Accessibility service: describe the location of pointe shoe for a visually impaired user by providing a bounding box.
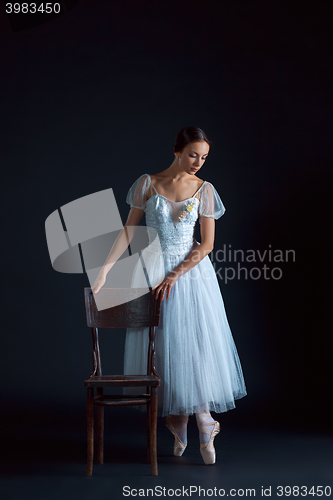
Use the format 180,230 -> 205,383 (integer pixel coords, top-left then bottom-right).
165,415 -> 188,456
198,420 -> 220,465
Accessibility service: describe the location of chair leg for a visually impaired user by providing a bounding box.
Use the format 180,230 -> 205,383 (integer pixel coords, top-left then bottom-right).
86,388 -> 94,476
149,386 -> 158,476
96,388 -> 104,465
146,386 -> 151,463
147,406 -> 151,462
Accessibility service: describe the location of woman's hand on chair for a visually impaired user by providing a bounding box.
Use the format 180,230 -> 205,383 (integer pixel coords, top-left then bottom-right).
152,270 -> 180,301
92,272 -> 106,294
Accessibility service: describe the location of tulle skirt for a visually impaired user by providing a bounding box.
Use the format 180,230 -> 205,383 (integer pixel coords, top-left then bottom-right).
123,240 -> 247,417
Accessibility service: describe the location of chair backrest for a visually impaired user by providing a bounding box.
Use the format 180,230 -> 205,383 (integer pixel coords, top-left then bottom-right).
84,288 -> 161,377
84,288 -> 161,328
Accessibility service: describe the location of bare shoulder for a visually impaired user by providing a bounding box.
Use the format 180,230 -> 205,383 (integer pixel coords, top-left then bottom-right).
150,172 -> 168,180
193,177 -> 205,190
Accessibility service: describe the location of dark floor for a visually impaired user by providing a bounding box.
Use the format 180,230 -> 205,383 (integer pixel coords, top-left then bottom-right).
1,407 -> 332,500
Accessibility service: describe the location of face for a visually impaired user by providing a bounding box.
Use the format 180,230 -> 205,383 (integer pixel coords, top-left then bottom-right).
176,141 -> 210,175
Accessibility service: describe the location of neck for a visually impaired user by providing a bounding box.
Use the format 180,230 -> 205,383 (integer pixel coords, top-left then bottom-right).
165,159 -> 191,181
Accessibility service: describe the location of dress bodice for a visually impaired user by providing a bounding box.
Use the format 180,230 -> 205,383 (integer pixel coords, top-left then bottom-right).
145,194 -> 201,255
126,173 -> 226,256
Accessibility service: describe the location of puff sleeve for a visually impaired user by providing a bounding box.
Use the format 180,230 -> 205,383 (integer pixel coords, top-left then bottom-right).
198,181 -> 226,221
126,173 -> 150,211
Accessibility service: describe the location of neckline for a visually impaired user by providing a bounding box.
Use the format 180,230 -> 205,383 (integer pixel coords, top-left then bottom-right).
147,173 -> 206,203
165,198 -> 188,204
146,193 -> 200,205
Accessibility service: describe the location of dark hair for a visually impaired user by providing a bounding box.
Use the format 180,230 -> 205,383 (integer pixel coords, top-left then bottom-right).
173,126 -> 212,153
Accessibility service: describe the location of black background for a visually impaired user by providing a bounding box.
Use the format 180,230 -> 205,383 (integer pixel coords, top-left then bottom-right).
1,0 -> 332,498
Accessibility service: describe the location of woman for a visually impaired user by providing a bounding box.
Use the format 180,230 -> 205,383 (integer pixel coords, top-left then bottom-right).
92,126 -> 247,465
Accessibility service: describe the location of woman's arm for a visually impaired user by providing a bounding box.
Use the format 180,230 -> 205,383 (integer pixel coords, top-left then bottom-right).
152,216 -> 215,300
92,207 -> 144,292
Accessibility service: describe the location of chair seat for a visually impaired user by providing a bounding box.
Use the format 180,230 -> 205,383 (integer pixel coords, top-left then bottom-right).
84,374 -> 160,388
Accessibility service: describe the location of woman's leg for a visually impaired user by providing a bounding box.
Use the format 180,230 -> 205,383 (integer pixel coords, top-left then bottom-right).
195,409 -> 220,464
195,409 -> 215,444
165,414 -> 189,456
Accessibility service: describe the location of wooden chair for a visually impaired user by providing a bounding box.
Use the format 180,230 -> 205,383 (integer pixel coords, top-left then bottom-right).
83,287 -> 161,476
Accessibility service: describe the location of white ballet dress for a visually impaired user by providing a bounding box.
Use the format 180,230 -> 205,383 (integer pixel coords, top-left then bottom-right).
123,173 -> 247,417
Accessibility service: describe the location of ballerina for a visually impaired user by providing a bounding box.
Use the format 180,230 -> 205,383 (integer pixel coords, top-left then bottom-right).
93,126 -> 247,465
